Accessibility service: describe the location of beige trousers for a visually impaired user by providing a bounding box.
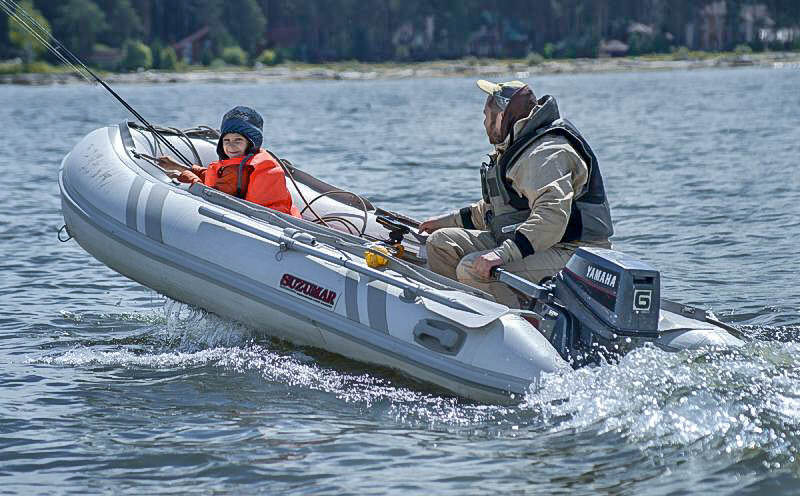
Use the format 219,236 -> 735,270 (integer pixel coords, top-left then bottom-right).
426,227 -> 578,308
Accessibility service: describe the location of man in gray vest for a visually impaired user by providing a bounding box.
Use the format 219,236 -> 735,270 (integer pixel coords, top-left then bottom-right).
419,80 -> 614,308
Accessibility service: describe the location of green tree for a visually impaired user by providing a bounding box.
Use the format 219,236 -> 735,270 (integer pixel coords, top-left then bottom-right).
222,0 -> 266,57
159,46 -> 178,70
53,0 -> 107,57
106,0 -> 143,46
119,40 -> 152,71
7,0 -> 50,63
194,0 -> 230,63
151,39 -> 163,68
8,0 -> 800,65
221,45 -> 247,66
256,48 -> 281,66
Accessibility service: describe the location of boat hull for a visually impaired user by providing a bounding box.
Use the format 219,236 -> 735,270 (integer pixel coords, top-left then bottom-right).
60,125 -> 563,403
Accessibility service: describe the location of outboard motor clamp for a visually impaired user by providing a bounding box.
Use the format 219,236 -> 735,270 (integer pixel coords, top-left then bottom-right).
545,247 -> 662,366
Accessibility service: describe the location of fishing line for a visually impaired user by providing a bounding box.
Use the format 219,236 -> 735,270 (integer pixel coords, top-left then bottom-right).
3,0 -> 377,238
0,0 -> 194,167
0,0 -> 91,82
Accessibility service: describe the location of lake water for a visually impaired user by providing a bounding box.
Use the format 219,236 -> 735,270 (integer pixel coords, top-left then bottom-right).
1,66 -> 799,495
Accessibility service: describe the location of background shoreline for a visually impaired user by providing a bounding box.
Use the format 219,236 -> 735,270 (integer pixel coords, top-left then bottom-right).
3,51 -> 800,86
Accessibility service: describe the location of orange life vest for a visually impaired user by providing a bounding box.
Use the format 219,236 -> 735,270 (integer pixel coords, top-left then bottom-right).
202,150 -> 301,218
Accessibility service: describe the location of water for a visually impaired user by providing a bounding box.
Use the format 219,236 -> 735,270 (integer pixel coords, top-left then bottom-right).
1,66 -> 799,494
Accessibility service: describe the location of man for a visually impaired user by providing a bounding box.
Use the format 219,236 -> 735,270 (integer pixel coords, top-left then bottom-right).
419,80 -> 613,308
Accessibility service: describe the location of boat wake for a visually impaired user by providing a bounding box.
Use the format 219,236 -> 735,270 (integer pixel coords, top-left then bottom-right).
525,339 -> 800,472
35,300 -> 527,427
32,298 -> 800,464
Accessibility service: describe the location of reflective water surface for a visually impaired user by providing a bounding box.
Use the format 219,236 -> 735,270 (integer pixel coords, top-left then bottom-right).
1,66 -> 799,494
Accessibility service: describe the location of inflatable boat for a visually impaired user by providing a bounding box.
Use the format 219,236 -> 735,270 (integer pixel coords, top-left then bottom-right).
59,122 -> 743,403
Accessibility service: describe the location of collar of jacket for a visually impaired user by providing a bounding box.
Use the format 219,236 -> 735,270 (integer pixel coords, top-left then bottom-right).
494,95 -> 561,153
215,149 -> 275,167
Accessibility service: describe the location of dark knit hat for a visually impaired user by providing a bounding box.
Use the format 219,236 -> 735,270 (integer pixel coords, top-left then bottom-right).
216,106 -> 264,158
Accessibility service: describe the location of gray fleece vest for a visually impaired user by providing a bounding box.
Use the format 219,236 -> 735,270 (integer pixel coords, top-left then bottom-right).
480,97 -> 614,245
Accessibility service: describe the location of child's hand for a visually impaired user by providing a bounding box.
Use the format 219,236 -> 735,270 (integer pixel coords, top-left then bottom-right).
156,156 -> 184,172
176,170 -> 201,184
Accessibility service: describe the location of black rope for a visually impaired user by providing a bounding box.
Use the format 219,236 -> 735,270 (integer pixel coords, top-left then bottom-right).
300,190 -> 370,236
57,224 -> 72,242
170,127 -> 202,166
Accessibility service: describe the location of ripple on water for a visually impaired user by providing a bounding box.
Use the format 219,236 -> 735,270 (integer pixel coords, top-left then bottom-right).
28,301 -> 522,427
2,68 -> 800,493
524,342 -> 800,474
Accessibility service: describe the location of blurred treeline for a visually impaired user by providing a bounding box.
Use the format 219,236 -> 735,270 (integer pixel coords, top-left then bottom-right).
1,0 -> 800,72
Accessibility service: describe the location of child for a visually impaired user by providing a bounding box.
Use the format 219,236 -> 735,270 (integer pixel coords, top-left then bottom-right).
159,106 -> 301,218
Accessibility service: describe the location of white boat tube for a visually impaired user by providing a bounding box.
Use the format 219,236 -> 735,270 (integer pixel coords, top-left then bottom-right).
59,122 -> 565,403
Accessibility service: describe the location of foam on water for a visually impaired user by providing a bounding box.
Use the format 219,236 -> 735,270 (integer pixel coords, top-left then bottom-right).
38,297 -> 800,463
524,341 -> 800,473
15,295 -> 800,492
34,299 -> 522,427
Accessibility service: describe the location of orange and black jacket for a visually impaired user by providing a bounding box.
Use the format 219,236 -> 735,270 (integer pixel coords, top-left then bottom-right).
187,150 -> 301,218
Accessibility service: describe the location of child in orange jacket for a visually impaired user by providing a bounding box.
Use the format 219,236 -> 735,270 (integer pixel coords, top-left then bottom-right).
159,106 -> 300,218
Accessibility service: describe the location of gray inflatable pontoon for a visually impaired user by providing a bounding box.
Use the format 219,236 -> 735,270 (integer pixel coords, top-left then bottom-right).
59,123 -> 742,403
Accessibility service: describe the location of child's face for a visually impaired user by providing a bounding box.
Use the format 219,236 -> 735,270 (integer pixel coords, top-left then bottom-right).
222,133 -> 250,158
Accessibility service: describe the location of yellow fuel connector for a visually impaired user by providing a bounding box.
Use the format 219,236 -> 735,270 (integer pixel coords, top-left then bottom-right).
365,244 -> 391,268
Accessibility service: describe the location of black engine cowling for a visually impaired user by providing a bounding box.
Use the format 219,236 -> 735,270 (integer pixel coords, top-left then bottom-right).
545,247 -> 662,366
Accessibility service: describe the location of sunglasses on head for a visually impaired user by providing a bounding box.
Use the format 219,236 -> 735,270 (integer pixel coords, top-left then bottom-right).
493,93 -> 511,110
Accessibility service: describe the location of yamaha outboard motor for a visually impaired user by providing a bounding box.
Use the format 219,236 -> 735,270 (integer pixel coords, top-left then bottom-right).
546,247 -> 662,366
495,247 -> 743,367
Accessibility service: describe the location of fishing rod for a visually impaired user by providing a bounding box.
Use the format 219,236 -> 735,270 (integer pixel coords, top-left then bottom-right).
0,0 -> 194,167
